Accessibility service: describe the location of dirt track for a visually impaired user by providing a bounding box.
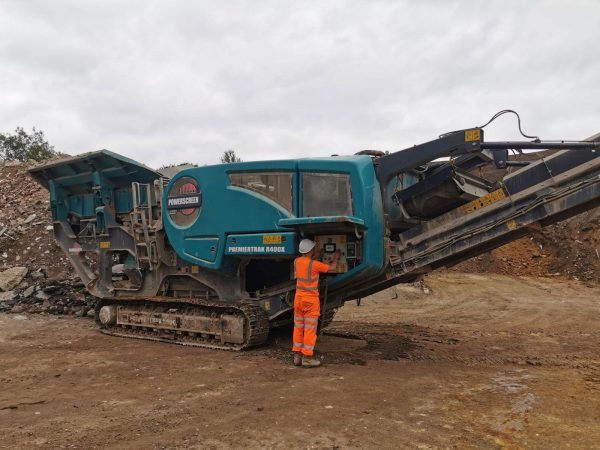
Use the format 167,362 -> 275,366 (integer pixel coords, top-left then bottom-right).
1,271 -> 599,449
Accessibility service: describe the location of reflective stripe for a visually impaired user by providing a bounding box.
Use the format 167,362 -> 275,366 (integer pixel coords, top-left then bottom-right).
304,317 -> 319,323
294,316 -> 305,321
304,325 -> 317,330
303,344 -> 314,350
293,342 -> 303,347
296,276 -> 317,283
295,257 -> 318,283
307,260 -> 314,281
294,324 -> 305,329
297,285 -> 318,292
296,276 -> 314,282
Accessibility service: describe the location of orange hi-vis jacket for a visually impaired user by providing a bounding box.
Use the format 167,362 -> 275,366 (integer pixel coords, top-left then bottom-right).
292,256 -> 330,356
294,256 -> 329,297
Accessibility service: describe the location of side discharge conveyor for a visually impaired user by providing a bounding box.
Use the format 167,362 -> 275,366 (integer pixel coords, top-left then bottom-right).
29,122 -> 600,350
346,131 -> 600,299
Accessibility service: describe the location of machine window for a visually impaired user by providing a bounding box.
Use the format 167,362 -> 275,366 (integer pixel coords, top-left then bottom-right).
302,173 -> 353,217
229,172 -> 293,212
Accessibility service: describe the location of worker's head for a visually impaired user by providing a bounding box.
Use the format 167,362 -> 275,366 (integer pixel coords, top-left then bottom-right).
299,238 -> 316,255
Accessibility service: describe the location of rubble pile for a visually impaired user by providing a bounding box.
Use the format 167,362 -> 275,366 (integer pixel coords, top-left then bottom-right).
537,208 -> 600,281
449,214 -> 599,281
0,159 -> 95,316
455,149 -> 600,281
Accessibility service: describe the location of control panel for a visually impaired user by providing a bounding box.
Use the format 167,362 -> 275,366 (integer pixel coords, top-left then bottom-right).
314,234 -> 362,273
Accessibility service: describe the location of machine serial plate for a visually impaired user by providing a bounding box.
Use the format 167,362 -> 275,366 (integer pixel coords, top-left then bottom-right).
460,188 -> 507,214
263,235 -> 283,244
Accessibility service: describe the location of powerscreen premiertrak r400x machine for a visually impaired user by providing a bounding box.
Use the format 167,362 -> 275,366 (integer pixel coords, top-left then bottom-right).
30,118 -> 600,350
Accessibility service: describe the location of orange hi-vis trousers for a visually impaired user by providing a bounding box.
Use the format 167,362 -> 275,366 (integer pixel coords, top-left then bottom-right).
292,295 -> 320,357
292,256 -> 329,356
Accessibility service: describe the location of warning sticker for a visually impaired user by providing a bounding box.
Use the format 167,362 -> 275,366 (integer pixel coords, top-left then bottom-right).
460,188 -> 507,214
465,129 -> 481,142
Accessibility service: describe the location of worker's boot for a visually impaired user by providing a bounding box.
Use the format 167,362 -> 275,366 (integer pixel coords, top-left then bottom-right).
293,353 -> 302,366
302,356 -> 321,368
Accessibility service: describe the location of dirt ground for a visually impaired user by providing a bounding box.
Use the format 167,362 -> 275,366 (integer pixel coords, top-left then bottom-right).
1,271 -> 599,450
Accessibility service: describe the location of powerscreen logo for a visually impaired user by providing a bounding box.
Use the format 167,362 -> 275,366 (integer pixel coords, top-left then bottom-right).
167,177 -> 201,226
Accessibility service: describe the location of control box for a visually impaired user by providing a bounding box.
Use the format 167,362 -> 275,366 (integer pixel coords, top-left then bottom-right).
315,235 -> 349,273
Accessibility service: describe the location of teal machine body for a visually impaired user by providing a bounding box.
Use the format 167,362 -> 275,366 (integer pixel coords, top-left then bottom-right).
163,156 -> 385,289
29,127 -> 600,349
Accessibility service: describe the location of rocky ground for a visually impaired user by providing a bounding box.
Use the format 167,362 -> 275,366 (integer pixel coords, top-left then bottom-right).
1,272 -> 599,449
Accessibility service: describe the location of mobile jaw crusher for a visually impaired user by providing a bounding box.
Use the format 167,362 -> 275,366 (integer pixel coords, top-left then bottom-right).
30,122 -> 600,349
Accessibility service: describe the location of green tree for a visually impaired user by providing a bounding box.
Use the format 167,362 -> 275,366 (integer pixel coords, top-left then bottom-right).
220,149 -> 242,163
0,127 -> 56,162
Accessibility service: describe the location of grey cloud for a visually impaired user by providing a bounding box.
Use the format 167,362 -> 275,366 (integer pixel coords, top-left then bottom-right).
0,0 -> 598,167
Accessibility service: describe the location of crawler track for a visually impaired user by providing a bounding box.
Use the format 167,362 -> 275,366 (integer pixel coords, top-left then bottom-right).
95,298 -> 270,351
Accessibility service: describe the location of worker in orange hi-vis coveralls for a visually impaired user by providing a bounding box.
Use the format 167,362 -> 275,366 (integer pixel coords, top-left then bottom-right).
292,238 -> 340,368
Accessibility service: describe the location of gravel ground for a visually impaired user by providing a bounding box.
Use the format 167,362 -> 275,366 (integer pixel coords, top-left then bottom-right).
1,271 -> 599,449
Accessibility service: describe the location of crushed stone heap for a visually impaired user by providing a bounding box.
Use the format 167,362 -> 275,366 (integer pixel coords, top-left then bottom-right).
0,159 -> 95,316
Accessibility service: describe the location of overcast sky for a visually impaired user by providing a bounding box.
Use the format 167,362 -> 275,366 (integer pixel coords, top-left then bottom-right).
1,0 -> 598,168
